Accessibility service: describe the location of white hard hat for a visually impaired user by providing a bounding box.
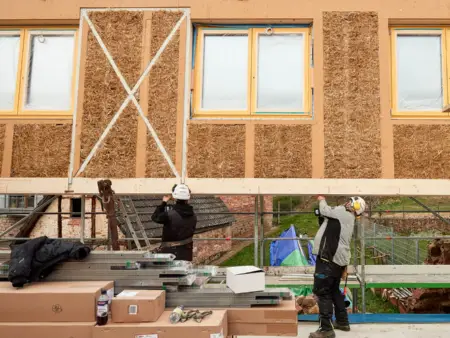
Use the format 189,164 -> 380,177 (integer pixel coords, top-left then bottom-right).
172,184 -> 191,200
349,196 -> 366,215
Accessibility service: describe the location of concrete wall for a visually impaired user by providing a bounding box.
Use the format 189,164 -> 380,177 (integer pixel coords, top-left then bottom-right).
1,1 -> 450,179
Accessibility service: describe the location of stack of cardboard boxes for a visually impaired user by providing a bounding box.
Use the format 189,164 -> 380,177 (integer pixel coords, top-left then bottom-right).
0,281 -> 114,338
0,282 -> 227,338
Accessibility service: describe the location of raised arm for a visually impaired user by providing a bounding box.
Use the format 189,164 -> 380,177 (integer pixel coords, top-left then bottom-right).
317,196 -> 340,219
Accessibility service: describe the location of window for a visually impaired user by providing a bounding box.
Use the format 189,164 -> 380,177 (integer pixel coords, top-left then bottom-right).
0,195 -> 43,209
390,28 -> 449,117
71,198 -> 82,218
193,27 -> 311,117
0,28 -> 78,118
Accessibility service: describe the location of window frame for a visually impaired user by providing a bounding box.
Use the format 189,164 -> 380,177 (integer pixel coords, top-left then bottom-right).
0,26 -> 78,119
390,27 -> 449,118
193,26 -> 311,118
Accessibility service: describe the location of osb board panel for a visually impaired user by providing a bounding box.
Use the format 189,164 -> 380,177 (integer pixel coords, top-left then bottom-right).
11,124 -> 71,177
255,125 -> 312,178
80,11 -> 143,178
394,125 -> 450,179
146,11 -> 183,177
323,11 -> 382,178
0,125 -> 5,172
188,124 -> 245,178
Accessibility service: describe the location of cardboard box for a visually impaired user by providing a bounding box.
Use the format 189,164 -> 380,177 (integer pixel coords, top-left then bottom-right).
227,300 -> 297,324
226,266 -> 265,294
111,290 -> 165,323
0,281 -> 113,322
94,310 -> 227,338
0,322 -> 95,338
228,322 -> 298,336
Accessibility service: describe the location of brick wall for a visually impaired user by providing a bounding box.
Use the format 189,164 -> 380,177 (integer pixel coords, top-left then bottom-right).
193,226 -> 232,264
220,196 -> 273,238
0,216 -> 23,249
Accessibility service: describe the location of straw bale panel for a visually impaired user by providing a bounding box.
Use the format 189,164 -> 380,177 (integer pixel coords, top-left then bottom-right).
80,11 -> 143,177
255,125 -> 312,178
187,124 -> 245,178
146,11 -> 183,177
11,124 -> 71,177
323,11 -> 382,178
394,125 -> 450,179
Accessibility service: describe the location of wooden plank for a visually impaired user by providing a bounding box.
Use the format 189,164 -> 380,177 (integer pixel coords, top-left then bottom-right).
358,265 -> 450,275
443,104 -> 450,112
1,124 -> 14,177
135,13 -> 152,177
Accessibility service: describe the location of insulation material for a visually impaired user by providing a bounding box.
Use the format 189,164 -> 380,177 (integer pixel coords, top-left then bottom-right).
80,11 -> 143,178
323,12 -> 382,178
394,125 -> 450,178
146,11 -> 183,177
255,125 -> 312,178
0,125 -> 5,172
187,124 -> 245,178
11,124 -> 71,177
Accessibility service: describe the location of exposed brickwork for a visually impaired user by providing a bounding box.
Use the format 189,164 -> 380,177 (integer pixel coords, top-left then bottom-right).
0,216 -> 23,249
193,226 -> 232,265
220,196 -> 273,238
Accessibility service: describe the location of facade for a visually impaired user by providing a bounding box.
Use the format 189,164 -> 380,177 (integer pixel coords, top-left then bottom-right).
1,1 -> 450,196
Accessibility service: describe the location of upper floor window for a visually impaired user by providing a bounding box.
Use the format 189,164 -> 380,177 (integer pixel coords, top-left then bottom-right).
0,28 -> 78,119
391,28 -> 449,118
193,26 -> 312,118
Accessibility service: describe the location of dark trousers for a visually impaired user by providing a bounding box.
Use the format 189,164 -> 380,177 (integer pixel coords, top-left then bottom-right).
313,258 -> 348,331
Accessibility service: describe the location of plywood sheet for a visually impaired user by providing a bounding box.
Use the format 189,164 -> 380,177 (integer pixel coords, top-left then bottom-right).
11,124 -> 71,177
146,11 -> 183,177
187,124 -> 245,178
394,125 -> 450,178
255,125 -> 312,178
323,11 -> 382,178
79,11 -> 143,178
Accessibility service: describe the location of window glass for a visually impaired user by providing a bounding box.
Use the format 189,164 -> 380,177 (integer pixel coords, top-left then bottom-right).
0,34 -> 21,110
25,32 -> 75,111
257,34 -> 304,111
201,34 -> 248,110
397,35 -> 443,111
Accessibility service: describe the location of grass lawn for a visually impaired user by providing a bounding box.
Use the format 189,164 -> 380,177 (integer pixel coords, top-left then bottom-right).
357,289 -> 399,313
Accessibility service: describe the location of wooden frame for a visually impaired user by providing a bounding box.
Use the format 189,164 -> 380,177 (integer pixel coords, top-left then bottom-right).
0,26 -> 78,119
1,177 -> 450,196
390,27 -> 450,118
251,27 -> 311,117
193,26 -> 312,118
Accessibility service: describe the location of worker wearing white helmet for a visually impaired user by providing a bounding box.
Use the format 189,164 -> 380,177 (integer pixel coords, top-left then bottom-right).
151,184 -> 197,261
310,196 -> 366,338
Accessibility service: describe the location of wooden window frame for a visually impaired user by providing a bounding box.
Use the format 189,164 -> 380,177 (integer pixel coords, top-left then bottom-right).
193,27 -> 312,118
390,27 -> 450,119
0,26 -> 78,119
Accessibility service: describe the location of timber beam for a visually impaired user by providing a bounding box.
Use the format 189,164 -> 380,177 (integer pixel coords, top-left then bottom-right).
0,178 -> 449,196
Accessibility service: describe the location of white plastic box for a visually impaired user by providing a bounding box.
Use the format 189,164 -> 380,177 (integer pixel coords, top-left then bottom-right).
226,266 -> 265,294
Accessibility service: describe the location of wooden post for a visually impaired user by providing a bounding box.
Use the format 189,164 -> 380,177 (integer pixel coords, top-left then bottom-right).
57,196 -> 62,238
91,197 -> 96,239
97,180 -> 120,250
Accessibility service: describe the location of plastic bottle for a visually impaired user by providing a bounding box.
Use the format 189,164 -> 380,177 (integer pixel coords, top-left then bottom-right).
169,305 -> 184,324
96,289 -> 109,326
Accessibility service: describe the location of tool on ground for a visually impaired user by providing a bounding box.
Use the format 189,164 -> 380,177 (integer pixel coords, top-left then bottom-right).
180,309 -> 213,323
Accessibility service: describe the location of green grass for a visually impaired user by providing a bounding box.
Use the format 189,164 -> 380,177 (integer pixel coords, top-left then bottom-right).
221,214 -> 318,267
357,289 -> 399,313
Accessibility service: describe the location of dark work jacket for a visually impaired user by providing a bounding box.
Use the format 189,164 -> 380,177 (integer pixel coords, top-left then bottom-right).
151,201 -> 197,261
8,236 -> 90,287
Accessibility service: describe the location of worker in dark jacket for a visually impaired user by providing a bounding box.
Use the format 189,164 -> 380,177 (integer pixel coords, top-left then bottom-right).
151,184 -> 197,261
309,195 -> 366,338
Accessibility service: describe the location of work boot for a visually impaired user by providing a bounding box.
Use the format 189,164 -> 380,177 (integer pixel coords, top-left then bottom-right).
308,328 -> 336,338
333,321 -> 350,332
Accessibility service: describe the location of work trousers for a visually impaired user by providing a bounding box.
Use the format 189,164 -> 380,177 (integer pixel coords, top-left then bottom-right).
313,258 -> 348,331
